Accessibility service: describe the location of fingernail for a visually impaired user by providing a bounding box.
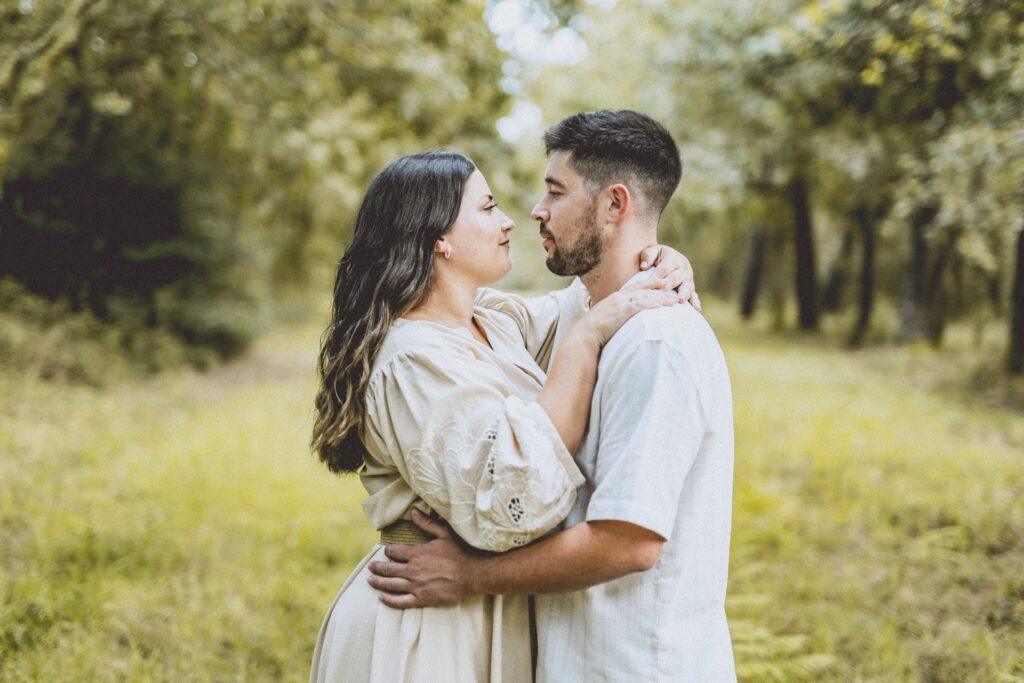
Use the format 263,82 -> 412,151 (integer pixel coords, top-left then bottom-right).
641,261 -> 649,269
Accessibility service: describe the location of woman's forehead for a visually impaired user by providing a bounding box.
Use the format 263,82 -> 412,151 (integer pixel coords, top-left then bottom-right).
464,169 -> 492,198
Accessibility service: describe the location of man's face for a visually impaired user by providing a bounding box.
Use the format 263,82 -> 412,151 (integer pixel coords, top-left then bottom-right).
531,150 -> 603,277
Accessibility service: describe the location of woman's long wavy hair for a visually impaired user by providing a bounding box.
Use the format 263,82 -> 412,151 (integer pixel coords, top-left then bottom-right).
311,150 -> 476,473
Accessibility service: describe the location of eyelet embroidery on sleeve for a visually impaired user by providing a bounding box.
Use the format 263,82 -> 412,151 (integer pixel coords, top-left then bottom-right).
402,404 -> 578,552
508,496 -> 525,523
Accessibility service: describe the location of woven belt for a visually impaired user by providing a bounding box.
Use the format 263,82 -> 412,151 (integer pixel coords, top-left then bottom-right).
380,518 -> 433,545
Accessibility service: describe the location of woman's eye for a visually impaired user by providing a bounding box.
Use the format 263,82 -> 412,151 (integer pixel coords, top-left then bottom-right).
485,203 -> 498,212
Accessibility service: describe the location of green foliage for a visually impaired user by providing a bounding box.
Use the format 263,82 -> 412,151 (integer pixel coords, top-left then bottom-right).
2,309 -> 1022,681
524,0 -> 1023,357
0,0 -> 512,365
0,276 -> 202,384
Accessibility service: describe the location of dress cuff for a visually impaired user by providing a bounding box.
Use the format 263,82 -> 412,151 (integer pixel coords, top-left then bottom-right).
509,396 -> 586,489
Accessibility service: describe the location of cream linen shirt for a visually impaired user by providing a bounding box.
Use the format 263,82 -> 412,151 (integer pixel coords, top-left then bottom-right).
535,274 -> 737,682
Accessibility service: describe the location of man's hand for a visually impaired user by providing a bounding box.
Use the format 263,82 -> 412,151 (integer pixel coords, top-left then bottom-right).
367,510 -> 476,609
639,244 -> 702,312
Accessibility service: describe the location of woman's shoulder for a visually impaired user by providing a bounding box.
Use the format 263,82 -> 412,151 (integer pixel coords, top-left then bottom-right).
475,285 -> 526,309
370,318 -> 478,379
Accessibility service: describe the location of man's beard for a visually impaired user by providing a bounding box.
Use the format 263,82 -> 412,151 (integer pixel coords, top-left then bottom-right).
545,201 -> 602,277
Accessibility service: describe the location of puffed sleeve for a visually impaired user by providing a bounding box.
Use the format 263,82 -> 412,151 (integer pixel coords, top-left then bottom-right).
362,345 -> 586,552
475,279 -> 589,370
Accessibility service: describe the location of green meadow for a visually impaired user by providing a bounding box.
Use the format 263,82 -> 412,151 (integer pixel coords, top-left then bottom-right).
1,307 -> 1022,682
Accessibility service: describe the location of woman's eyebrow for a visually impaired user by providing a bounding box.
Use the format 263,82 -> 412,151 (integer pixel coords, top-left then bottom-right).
479,193 -> 494,203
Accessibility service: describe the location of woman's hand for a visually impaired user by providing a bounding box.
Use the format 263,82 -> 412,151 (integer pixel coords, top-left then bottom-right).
639,245 -> 701,312
578,279 -> 679,347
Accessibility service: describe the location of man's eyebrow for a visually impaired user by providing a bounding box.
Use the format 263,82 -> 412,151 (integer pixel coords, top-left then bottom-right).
544,176 -> 566,188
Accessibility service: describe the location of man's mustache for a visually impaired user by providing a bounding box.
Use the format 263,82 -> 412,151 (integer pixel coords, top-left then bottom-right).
539,224 -> 553,240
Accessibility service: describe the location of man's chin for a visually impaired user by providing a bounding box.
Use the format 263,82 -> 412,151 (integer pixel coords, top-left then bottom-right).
545,256 -> 573,278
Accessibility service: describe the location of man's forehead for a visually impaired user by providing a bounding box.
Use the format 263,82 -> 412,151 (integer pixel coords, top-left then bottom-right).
545,150 -> 581,186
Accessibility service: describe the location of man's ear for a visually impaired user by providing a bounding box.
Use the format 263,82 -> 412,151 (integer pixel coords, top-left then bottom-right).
604,184 -> 631,225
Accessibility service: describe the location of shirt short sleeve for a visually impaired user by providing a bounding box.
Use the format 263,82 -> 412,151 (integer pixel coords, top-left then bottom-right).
585,339 -> 705,540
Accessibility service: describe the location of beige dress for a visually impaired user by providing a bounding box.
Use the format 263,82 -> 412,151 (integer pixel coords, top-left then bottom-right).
310,286 -> 588,683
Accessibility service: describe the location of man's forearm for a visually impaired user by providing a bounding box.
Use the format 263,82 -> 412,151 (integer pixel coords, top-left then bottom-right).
467,520 -> 662,596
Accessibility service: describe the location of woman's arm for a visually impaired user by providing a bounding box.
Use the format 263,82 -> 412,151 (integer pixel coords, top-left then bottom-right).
475,244 -> 698,368
364,350 -> 587,553
536,281 -> 678,454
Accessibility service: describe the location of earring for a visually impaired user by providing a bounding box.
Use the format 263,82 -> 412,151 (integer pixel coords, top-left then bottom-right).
439,243 -> 452,259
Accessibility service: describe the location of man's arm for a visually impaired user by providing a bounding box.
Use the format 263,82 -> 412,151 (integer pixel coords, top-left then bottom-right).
369,333 -> 704,608
367,509 -> 664,608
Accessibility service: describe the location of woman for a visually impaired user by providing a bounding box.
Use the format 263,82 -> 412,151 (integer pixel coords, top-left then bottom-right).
309,151 -> 691,682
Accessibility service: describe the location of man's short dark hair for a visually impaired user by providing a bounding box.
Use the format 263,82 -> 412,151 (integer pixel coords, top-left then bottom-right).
543,109 -> 682,217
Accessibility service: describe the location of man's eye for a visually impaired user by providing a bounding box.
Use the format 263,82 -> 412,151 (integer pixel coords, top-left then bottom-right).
547,191 -> 560,197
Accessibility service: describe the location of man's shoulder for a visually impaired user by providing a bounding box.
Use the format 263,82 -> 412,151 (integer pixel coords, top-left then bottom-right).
605,303 -> 717,356
598,305 -> 729,399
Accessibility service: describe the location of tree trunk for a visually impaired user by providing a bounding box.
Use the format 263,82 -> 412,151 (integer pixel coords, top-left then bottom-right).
899,203 -> 938,342
848,204 -> 876,348
821,226 -> 854,314
740,224 -> 767,320
1009,227 -> 1024,375
923,227 -> 961,348
989,270 -> 1003,316
788,173 -> 819,330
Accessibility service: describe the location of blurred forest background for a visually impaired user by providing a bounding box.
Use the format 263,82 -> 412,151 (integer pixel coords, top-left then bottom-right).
1,0 -> 1022,681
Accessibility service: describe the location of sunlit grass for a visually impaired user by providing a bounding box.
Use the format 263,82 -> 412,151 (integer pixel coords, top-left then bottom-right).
1,326 -> 375,682
718,309 -> 1024,682
2,306 -> 1022,681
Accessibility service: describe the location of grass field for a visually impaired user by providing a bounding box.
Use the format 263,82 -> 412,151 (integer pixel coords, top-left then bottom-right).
1,304 -> 1022,682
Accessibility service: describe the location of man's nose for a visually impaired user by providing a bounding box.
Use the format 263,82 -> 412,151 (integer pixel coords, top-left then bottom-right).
531,204 -> 549,223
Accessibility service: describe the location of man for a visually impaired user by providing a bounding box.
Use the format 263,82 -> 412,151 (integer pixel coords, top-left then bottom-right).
368,110 -> 736,682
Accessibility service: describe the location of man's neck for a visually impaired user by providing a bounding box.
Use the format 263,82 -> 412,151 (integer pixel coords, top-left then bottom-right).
581,229 -> 658,304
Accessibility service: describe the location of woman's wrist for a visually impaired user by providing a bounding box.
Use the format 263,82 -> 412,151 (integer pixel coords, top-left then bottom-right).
566,318 -> 604,352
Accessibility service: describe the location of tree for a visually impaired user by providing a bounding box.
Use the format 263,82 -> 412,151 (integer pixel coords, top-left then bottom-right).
0,0 -> 511,360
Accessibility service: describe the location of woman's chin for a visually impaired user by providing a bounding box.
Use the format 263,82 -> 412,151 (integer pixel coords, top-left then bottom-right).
482,261 -> 513,286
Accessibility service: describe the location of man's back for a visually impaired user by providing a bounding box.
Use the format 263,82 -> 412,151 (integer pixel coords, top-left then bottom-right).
536,303 -> 736,682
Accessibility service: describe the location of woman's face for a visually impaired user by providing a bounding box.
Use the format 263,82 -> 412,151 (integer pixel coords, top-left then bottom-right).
443,169 -> 515,285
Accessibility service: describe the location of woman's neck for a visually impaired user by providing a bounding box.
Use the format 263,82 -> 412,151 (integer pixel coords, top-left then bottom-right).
405,275 -> 477,329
